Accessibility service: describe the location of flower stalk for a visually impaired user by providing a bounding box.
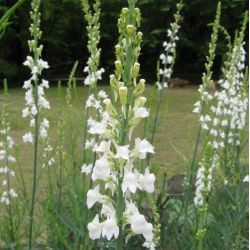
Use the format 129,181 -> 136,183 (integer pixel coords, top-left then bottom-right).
22,0 -> 50,248
147,1 -> 182,166
84,1 -> 157,249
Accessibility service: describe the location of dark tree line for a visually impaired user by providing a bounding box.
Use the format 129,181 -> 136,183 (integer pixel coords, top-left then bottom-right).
0,0 -> 248,86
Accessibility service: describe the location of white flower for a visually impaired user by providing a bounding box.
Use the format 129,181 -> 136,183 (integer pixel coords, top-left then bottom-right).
84,74 -> 95,86
88,215 -> 103,240
87,185 -> 104,209
138,168 -> 155,193
39,97 -> 50,109
102,216 -> 119,240
30,119 -> 35,127
221,120 -> 228,126
81,164 -> 92,175
96,68 -> 105,80
95,140 -> 111,154
23,80 -> 31,89
41,79 -> 49,88
22,108 -> 30,118
88,120 -> 107,135
40,127 -> 48,138
85,138 -> 95,149
41,118 -> 49,128
130,214 -> 146,234
38,59 -> 49,71
92,155 -> 110,181
122,170 -> 138,193
243,175 -> 249,183
130,214 -> 153,241
134,107 -> 149,118
23,56 -> 33,68
84,66 -> 89,72
134,138 -> 155,159
98,90 -> 108,99
142,222 -> 153,242
143,241 -> 156,250
31,105 -> 38,116
101,203 -> 116,217
9,189 -> 18,198
23,132 -> 33,144
115,145 -> 130,160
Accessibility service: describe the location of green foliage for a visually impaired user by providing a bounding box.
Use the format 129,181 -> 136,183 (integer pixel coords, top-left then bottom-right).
0,0 -> 26,38
0,0 -> 248,85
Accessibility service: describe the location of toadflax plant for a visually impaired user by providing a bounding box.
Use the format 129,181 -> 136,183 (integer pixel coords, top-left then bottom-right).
0,80 -> 19,247
81,0 -> 107,166
84,0 -> 158,249
147,1 -> 182,166
82,0 -> 104,90
192,11 -> 248,250
184,2 -> 221,204
22,0 -> 50,248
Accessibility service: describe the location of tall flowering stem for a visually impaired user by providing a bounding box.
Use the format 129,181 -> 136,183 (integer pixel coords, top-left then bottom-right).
204,12 -> 247,175
0,80 -> 18,244
184,2 -> 221,204
22,0 -> 50,248
193,144 -> 218,249
147,1 -> 182,166
192,12 -> 248,250
84,1 -> 158,249
82,0 -> 103,91
81,0 -> 105,164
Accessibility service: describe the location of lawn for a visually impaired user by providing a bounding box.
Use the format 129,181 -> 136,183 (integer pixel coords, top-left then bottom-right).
1,84 -> 248,183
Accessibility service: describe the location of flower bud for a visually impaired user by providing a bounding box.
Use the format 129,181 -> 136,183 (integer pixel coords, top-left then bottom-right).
134,79 -> 145,96
115,44 -> 122,58
122,38 -> 127,48
122,7 -> 129,16
126,25 -> 135,37
135,96 -> 147,107
135,32 -> 143,45
110,74 -> 118,89
103,98 -> 115,116
132,63 -> 140,78
135,8 -> 141,24
103,98 -> 111,106
115,60 -> 123,75
119,86 -> 128,105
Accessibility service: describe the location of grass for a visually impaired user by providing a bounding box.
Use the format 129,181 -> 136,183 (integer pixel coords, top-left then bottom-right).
0,84 -> 248,184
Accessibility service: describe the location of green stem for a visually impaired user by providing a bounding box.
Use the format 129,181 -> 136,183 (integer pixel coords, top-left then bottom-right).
184,124 -> 202,205
147,88 -> 163,165
116,177 -> 124,250
28,86 -> 39,250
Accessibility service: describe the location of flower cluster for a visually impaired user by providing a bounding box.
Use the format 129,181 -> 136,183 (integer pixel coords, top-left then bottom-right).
82,0 -> 104,87
193,3 -> 221,122
22,0 -> 50,145
0,84 -> 17,206
0,134 -> 17,206
156,2 -> 182,90
208,43 -> 248,150
194,145 -> 218,206
194,26 -> 248,151
81,90 -> 108,165
84,2 -> 158,248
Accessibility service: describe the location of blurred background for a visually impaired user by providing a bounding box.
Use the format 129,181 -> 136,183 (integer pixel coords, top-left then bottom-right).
0,0 -> 248,87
